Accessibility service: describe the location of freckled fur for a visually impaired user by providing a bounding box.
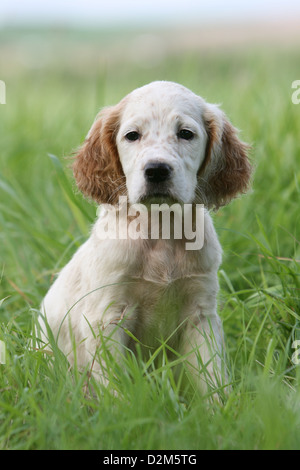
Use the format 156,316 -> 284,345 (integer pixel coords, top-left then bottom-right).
40,81 -> 252,393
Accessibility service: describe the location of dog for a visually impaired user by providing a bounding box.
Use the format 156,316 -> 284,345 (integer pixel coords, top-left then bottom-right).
40,81 -> 251,393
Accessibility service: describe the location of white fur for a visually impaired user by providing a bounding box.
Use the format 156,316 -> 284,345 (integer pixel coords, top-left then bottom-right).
39,82 -> 250,392
117,82 -> 208,204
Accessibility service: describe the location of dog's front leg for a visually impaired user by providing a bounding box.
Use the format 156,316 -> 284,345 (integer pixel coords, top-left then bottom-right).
81,305 -> 135,387
181,311 -> 226,397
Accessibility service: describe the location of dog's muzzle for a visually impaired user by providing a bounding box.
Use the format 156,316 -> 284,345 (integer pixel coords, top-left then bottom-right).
144,162 -> 173,184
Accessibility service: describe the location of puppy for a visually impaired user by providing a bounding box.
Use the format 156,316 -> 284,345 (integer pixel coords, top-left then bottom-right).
40,81 -> 251,393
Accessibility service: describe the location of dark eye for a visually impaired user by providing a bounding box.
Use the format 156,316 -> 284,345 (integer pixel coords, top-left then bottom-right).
177,129 -> 194,141
125,131 -> 140,142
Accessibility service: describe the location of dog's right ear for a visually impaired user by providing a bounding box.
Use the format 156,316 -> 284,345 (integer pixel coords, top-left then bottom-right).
73,102 -> 126,204
198,103 -> 252,210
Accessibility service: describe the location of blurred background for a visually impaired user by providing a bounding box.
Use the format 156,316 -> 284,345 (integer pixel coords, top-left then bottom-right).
0,0 -> 300,315
1,2 -> 300,449
1,0 -> 300,99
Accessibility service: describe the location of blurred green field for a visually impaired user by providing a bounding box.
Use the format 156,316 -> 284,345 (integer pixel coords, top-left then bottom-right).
0,27 -> 300,450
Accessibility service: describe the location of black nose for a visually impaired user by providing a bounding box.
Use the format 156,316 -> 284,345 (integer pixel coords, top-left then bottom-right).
144,162 -> 173,184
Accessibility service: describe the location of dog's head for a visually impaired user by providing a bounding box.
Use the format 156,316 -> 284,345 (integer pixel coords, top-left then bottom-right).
73,81 -> 252,209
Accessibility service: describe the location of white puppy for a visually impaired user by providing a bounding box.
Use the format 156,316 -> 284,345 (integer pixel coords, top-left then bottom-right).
40,81 -> 251,392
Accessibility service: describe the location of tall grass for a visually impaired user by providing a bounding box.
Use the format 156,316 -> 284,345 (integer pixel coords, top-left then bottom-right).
1,29 -> 300,449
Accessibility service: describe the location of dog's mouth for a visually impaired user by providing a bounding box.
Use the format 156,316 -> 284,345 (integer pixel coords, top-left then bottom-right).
138,190 -> 180,207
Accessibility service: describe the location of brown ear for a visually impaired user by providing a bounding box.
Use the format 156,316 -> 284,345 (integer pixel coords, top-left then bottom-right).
199,105 -> 252,210
73,102 -> 126,204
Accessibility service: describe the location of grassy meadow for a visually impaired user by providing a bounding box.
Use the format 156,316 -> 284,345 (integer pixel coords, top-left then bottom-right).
0,26 -> 300,450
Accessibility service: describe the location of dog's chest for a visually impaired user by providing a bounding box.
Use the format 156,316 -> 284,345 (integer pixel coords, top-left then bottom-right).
136,238 -> 201,284
125,239 -> 201,319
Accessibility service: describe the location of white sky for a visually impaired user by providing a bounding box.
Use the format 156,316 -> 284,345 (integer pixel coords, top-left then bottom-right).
1,0 -> 300,27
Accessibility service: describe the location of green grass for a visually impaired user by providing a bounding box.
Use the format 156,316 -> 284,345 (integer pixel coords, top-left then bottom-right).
1,28 -> 300,449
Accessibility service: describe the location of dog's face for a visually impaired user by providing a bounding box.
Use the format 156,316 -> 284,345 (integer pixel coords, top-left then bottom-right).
73,81 -> 252,209
116,82 -> 208,204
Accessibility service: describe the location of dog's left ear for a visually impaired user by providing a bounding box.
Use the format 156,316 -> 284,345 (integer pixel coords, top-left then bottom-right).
72,101 -> 126,204
199,104 -> 252,210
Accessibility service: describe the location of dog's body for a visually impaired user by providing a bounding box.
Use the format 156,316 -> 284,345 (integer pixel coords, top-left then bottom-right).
40,81 -> 251,391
